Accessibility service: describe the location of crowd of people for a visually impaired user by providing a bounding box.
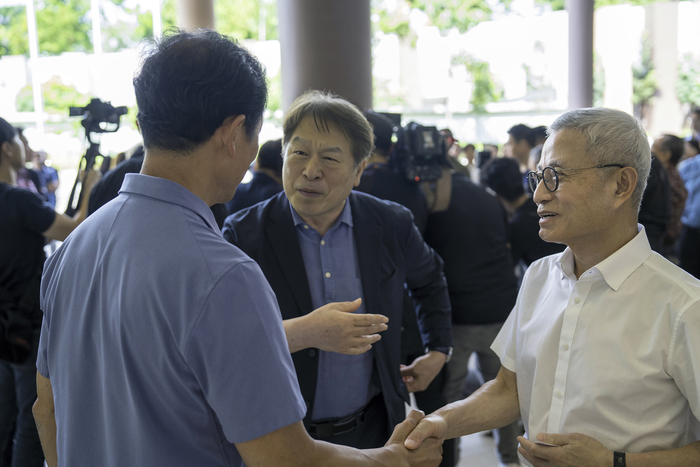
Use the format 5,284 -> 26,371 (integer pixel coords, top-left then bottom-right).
0,28 -> 699,467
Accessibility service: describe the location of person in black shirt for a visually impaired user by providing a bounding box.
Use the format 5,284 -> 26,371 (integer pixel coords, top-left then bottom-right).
422,169 -> 521,467
639,156 -> 671,253
0,117 -> 99,467
480,157 -> 565,270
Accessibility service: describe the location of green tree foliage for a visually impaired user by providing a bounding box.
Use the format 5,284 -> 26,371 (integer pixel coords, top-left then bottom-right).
677,53 -> 700,107
0,0 -> 92,56
452,53 -> 501,113
537,0 -> 693,11
16,75 -> 90,114
409,0 -> 491,33
632,35 -> 656,119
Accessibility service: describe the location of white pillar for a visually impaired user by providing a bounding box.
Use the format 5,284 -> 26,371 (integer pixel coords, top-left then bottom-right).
25,0 -> 43,133
175,0 -> 214,31
91,0 -> 102,54
567,0 -> 594,109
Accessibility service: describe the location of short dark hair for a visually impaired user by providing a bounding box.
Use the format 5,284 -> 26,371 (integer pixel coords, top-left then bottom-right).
256,138 -> 283,176
480,157 -> 525,202
508,124 -> 536,147
0,118 -> 17,148
532,125 -> 548,143
283,91 -> 373,166
134,28 -> 267,153
363,110 -> 395,156
660,134 -> 685,167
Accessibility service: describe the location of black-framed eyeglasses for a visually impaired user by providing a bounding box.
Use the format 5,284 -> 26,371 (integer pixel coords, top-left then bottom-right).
526,164 -> 626,193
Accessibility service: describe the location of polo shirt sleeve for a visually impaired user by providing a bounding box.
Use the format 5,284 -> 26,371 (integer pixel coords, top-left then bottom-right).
669,302 -> 700,427
12,187 -> 56,234
183,260 -> 306,444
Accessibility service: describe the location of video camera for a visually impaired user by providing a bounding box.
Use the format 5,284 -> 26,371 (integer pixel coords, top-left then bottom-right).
390,122 -> 448,183
70,98 -> 128,143
65,98 -> 128,216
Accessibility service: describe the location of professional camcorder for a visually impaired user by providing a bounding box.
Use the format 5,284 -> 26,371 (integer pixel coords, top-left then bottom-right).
390,122 -> 448,183
65,98 -> 128,216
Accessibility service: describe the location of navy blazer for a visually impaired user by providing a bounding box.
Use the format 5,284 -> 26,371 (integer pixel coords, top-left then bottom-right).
222,191 -> 452,428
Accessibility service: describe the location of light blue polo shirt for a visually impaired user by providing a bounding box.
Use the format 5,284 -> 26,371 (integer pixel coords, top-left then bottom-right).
37,174 -> 305,467
680,155 -> 700,228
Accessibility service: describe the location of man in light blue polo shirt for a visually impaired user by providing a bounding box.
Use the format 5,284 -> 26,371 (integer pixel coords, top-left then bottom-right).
32,29 -> 442,467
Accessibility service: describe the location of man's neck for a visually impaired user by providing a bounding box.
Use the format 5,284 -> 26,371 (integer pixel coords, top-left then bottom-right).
571,220 -> 639,279
295,201 -> 346,238
0,164 -> 16,185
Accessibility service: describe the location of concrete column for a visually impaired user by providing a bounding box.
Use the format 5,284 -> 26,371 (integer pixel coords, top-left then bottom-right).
277,0 -> 373,110
175,0 -> 214,31
645,2 -> 682,136
567,0 -> 594,109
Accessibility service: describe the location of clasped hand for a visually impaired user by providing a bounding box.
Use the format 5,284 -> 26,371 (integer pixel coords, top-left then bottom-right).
385,410 -> 443,467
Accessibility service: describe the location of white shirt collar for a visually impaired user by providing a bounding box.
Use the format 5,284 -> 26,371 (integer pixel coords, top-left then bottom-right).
554,224 -> 653,291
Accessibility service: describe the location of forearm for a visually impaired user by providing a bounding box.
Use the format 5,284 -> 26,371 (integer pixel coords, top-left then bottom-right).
626,441 -> 700,467
34,410 -> 58,467
283,316 -> 310,353
437,374 -> 520,440
310,440 -> 409,467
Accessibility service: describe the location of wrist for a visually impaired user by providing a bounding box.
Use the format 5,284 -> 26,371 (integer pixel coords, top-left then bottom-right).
613,451 -> 626,467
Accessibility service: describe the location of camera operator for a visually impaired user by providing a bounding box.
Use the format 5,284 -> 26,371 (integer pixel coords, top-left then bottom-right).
0,117 -> 99,467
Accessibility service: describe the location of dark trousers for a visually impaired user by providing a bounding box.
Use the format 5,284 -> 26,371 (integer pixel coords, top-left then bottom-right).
0,337 -> 44,467
402,299 -> 455,467
680,225 -> 700,279
308,394 -> 390,449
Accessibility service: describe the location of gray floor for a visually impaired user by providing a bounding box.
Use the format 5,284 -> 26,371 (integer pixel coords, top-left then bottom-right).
457,431 -> 504,467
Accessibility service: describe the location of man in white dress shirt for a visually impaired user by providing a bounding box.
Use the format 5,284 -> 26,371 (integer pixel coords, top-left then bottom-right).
403,108 -> 700,467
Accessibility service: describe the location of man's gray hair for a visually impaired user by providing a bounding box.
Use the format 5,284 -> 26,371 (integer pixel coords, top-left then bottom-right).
549,108 -> 651,211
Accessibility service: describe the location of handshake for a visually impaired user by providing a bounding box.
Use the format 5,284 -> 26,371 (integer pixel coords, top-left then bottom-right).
384,409 -> 446,467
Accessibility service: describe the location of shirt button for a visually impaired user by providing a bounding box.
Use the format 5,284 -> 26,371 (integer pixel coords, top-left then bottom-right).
321,240 -> 325,246
309,349 -> 316,357
304,225 -> 309,229
562,343 -> 569,351
325,272 -> 331,278
574,297 -> 581,304
555,390 -> 563,399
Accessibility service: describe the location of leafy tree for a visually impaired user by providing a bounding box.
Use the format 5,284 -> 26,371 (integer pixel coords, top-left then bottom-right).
677,53 -> 700,108
452,53 -> 501,113
632,34 -> 657,119
0,0 -> 92,56
409,0 -> 491,34
16,75 -> 90,114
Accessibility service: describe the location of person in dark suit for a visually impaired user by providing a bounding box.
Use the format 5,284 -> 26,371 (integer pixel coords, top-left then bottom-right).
226,138 -> 283,214
222,91 -> 452,450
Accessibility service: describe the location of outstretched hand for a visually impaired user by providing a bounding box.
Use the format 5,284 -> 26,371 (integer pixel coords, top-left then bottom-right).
385,410 -> 443,467
400,351 -> 446,393
517,432 -> 612,467
303,299 -> 388,355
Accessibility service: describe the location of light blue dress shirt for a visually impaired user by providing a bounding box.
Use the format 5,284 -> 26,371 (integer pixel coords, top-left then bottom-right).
679,155 -> 700,228
291,200 -> 378,420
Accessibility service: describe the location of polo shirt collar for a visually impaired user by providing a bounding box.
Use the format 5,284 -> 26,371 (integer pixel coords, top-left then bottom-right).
555,224 -> 652,290
119,173 -> 218,231
289,198 -> 354,230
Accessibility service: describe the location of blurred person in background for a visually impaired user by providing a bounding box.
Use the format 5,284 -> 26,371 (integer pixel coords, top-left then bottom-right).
480,157 -> 565,275
0,117 -> 99,467
422,162 -> 521,467
14,129 -> 44,201
683,139 -> 700,162
651,135 -> 687,261
32,151 -> 59,209
506,124 -> 535,173
679,135 -> 700,279
226,138 -> 283,215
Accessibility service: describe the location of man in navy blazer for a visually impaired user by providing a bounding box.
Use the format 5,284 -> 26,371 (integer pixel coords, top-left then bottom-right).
222,91 -> 452,450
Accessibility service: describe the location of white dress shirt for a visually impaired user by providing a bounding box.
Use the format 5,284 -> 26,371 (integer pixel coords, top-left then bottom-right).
492,225 -> 700,459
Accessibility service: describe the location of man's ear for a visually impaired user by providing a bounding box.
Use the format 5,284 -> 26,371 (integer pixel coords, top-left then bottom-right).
614,166 -> 638,207
353,159 -> 368,186
0,141 -> 10,162
221,115 -> 247,157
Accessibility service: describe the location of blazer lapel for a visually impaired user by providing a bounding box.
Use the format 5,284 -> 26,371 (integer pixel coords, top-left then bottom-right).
350,194 -> 383,319
266,195 -> 314,317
